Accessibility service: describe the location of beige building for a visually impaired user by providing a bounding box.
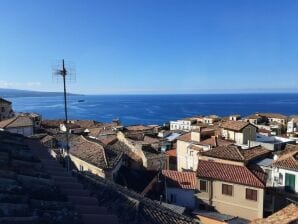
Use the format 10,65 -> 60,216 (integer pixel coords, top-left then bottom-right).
0,98 -> 14,121
196,160 -> 266,221
176,129 -> 233,172
221,120 -> 257,145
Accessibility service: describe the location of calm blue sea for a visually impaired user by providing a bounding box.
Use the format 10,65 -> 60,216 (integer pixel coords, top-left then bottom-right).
8,94 -> 298,125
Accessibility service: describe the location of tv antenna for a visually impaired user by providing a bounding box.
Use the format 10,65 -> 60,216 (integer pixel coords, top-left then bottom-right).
52,59 -> 76,171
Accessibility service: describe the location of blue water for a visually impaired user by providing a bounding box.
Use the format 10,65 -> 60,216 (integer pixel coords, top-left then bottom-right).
8,94 -> 298,125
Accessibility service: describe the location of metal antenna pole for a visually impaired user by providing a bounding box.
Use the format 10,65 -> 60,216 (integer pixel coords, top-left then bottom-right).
52,59 -> 76,172
62,59 -> 70,171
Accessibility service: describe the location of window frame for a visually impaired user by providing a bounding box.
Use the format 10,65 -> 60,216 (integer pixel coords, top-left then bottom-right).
245,188 -> 258,201
222,184 -> 233,196
199,180 -> 208,192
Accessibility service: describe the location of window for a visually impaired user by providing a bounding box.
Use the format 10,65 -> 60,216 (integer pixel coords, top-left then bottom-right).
79,165 -> 84,171
200,180 -> 207,192
222,184 -> 233,196
1,107 -> 4,112
246,188 -> 258,201
278,173 -> 283,185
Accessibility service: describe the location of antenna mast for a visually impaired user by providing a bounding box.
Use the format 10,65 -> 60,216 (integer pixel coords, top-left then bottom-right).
53,59 -> 76,171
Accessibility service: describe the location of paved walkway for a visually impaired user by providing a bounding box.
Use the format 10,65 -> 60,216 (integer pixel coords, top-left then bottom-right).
27,139 -> 119,224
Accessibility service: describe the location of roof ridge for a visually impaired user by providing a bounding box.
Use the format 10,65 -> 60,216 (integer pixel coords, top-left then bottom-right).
235,146 -> 245,161
244,166 -> 266,188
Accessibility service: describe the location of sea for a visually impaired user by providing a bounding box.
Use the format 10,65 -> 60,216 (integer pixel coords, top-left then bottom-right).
8,93 -> 298,126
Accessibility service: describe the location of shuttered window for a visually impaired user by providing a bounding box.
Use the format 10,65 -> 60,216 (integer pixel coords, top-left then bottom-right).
222,184 -> 233,196
246,188 -> 257,201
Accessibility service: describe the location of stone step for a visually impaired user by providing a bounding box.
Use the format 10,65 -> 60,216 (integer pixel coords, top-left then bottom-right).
63,189 -> 90,197
45,167 -> 65,172
48,171 -> 72,177
81,214 -> 118,224
58,182 -> 83,190
75,205 -> 107,214
68,196 -> 98,206
52,176 -> 77,182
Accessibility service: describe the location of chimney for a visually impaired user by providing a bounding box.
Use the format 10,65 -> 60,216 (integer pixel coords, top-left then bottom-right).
212,136 -> 217,147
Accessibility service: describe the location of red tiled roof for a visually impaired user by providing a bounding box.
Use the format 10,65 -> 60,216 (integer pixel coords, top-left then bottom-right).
201,145 -> 270,162
162,170 -> 196,190
221,120 -> 254,131
251,203 -> 298,224
258,113 -> 287,119
273,144 -> 298,171
199,137 -> 234,147
197,160 -> 266,188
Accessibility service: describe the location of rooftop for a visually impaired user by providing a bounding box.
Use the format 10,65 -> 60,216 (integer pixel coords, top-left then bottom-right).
201,145 -> 270,163
162,170 -> 197,190
221,120 -> 254,131
251,203 -> 298,224
0,115 -> 33,129
197,160 -> 266,188
273,144 -> 298,171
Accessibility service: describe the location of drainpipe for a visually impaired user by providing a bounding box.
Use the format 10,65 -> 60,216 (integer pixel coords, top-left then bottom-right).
209,180 -> 213,209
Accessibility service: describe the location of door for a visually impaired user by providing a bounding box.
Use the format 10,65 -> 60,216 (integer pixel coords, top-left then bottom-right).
285,173 -> 296,192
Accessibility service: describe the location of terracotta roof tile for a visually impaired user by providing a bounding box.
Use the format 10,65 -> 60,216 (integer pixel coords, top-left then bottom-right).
273,144 -> 298,171
162,170 -> 196,190
177,133 -> 191,142
70,136 -> 108,168
197,160 -> 266,188
251,203 -> 298,224
0,116 -> 33,129
221,120 -> 253,131
199,137 -> 234,147
201,145 -> 270,162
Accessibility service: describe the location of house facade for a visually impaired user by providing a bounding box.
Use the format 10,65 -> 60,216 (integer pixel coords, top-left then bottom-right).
221,120 -> 257,145
196,160 -> 266,220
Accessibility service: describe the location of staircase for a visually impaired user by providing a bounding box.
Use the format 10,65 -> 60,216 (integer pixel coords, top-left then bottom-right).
27,139 -> 119,224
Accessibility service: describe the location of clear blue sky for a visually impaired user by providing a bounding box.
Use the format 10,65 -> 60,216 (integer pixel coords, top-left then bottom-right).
0,0 -> 298,94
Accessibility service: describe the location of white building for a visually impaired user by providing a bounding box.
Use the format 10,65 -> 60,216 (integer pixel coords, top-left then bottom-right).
272,145 -> 298,193
170,119 -> 193,131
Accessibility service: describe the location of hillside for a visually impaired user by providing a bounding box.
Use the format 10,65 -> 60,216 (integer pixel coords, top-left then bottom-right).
0,88 -> 81,98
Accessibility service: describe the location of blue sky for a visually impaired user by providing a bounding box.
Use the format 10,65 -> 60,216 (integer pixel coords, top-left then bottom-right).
0,0 -> 298,94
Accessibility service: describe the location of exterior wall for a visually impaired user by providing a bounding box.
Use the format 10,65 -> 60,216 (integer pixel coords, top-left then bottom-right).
222,125 -> 256,145
166,187 -> 195,208
196,179 -> 264,221
146,155 -> 169,170
177,140 -> 200,172
70,154 -> 106,178
0,103 -> 14,121
6,126 -> 33,136
272,167 -> 298,193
